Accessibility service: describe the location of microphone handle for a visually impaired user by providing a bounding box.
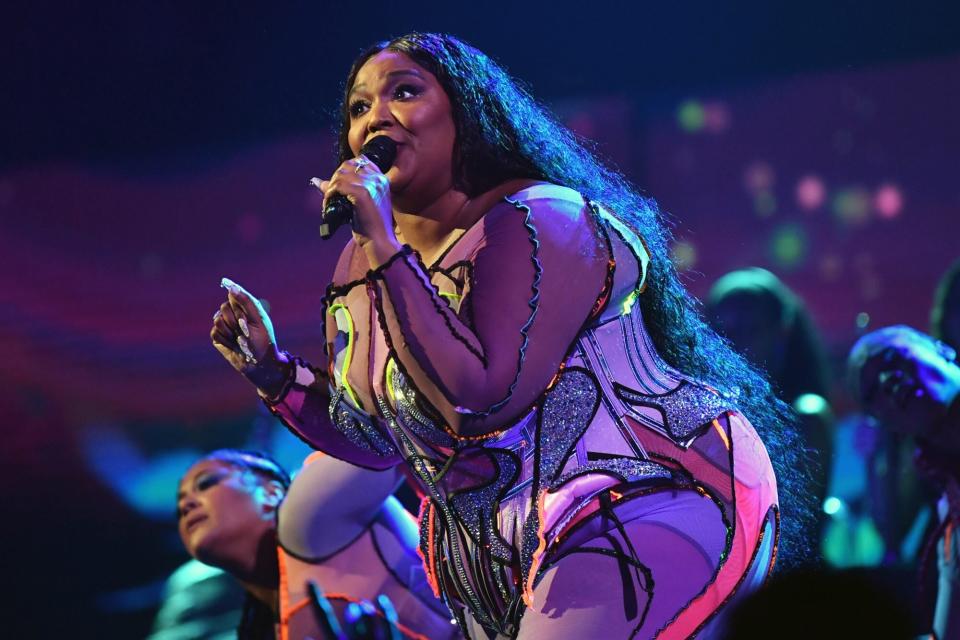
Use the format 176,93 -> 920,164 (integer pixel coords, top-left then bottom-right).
318,194 -> 353,240
318,138 -> 396,240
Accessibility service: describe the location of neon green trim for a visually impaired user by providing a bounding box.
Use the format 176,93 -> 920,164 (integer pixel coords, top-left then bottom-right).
385,358 -> 398,401
621,289 -> 640,315
329,303 -> 359,407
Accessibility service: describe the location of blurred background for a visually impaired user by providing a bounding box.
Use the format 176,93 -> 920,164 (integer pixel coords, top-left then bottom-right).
2,1 -> 959,637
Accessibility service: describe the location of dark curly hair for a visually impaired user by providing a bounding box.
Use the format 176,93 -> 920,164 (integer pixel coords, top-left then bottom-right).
337,32 -> 813,566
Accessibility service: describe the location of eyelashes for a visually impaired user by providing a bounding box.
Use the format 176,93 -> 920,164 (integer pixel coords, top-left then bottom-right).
196,473 -> 222,491
177,473 -> 224,518
348,84 -> 423,118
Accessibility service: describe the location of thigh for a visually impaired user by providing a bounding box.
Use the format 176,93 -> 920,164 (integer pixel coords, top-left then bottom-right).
517,489 -> 727,640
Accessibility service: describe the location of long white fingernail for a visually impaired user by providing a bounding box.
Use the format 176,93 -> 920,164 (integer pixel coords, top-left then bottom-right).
220,277 -> 241,295
238,316 -> 250,338
309,177 -> 322,188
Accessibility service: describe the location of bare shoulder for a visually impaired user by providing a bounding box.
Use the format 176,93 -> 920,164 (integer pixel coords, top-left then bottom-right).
485,182 -> 595,238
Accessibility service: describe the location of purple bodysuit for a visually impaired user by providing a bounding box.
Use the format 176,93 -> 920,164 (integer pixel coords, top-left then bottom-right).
265,183 -> 779,639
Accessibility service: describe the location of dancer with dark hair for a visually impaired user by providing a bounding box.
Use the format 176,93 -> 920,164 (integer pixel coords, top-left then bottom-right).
212,33 -> 806,638
177,449 -> 458,639
931,258 -> 960,352
848,325 -> 960,639
706,268 -> 832,540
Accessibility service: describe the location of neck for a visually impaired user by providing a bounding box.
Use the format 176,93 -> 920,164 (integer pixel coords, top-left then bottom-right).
228,530 -> 281,615
392,178 -> 541,262
393,188 -> 470,260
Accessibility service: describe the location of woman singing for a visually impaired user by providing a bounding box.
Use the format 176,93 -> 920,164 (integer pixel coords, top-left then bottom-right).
212,32 -> 806,639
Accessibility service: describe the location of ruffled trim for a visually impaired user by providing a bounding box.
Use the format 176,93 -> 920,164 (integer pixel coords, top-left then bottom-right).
454,196 -> 542,418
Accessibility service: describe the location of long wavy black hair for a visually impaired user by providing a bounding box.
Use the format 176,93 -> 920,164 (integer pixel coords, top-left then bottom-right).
336,33 -> 812,566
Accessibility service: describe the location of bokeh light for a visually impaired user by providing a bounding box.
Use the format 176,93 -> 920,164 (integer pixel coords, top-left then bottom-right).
796,393 -> 828,415
796,175 -> 826,211
702,101 -> 731,133
670,240 -> 698,270
874,183 -> 904,219
754,190 -> 777,217
823,496 -> 844,516
677,100 -> 705,133
818,254 -> 842,281
832,187 -> 871,226
856,311 -> 871,329
743,161 -> 775,194
770,223 -> 807,269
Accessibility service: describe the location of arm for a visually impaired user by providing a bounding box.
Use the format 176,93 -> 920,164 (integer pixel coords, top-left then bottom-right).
212,255 -> 401,469
368,186 -> 610,436
278,452 -> 404,560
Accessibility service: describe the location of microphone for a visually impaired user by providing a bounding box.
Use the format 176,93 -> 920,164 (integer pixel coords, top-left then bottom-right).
319,136 -> 398,240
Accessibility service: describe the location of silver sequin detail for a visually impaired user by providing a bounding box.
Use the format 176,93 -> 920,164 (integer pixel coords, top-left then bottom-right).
550,457 -> 674,490
391,366 -> 456,447
519,368 -> 600,590
328,388 -> 397,457
537,369 -> 600,482
616,381 -> 729,444
449,448 -> 519,563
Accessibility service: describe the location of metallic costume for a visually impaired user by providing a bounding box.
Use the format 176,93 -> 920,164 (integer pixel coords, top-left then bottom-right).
266,184 -> 778,638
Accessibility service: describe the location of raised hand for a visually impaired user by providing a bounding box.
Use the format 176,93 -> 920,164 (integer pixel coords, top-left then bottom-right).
308,581 -> 402,640
211,278 -> 289,397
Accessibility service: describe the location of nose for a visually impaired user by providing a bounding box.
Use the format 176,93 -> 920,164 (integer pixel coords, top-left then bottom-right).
366,98 -> 394,136
178,495 -> 199,520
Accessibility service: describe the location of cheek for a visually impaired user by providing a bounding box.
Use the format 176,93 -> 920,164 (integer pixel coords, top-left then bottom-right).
347,123 -> 365,156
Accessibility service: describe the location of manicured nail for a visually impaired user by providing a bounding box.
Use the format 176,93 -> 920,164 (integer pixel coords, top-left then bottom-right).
237,335 -> 257,364
238,316 -> 250,338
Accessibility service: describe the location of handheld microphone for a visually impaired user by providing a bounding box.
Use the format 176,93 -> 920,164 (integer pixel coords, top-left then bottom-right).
319,136 -> 398,240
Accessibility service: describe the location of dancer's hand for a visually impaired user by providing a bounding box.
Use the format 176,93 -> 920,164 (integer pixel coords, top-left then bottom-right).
211,278 -> 289,397
308,581 -> 401,640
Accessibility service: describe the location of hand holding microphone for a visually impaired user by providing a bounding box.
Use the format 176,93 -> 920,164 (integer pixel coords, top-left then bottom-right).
315,136 -> 398,240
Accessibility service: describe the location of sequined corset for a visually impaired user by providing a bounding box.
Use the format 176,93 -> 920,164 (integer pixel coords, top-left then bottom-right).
324,209 -> 738,636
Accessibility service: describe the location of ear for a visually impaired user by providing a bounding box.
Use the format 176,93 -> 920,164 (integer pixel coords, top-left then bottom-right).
255,481 -> 285,515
